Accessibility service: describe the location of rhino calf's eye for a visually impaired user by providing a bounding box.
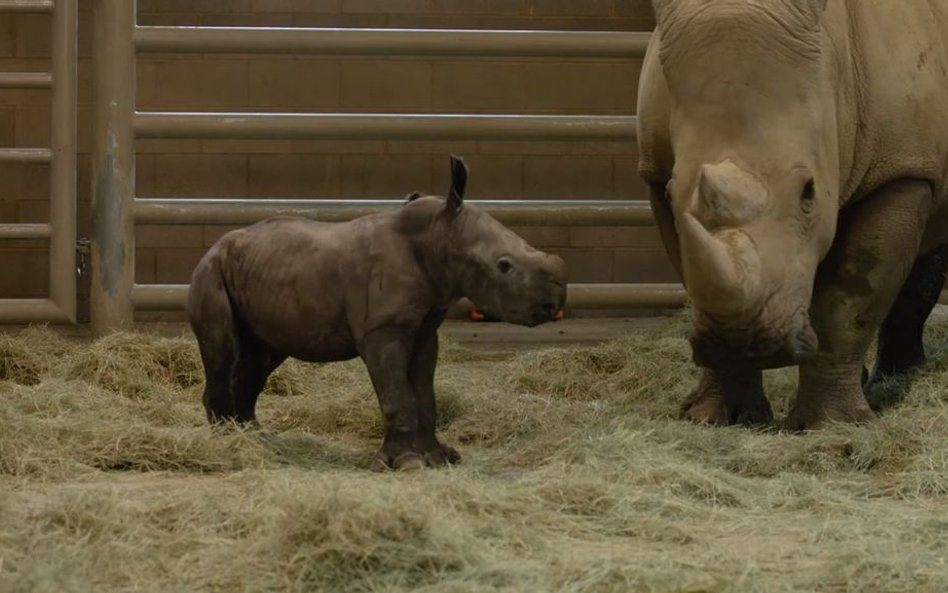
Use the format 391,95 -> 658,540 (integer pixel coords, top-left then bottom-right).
800,179 -> 816,214
497,258 -> 513,274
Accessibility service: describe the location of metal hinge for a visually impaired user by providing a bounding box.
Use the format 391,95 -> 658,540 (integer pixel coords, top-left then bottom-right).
76,237 -> 90,279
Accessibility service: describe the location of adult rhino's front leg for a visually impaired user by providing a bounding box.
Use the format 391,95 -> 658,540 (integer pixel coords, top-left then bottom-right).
680,366 -> 773,426
649,182 -> 774,426
787,179 -> 934,430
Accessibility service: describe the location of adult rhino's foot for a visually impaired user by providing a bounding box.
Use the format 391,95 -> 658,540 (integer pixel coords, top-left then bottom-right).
369,436 -> 461,472
790,358 -> 877,431
784,395 -> 876,431
680,367 -> 772,427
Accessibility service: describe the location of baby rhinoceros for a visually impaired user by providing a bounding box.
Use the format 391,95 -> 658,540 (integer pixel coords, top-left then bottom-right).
188,155 -> 567,471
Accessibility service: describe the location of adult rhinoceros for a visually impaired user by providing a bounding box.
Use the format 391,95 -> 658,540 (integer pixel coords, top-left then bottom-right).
637,0 -> 948,429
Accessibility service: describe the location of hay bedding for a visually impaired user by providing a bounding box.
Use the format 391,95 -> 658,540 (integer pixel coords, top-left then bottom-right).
1,316 -> 948,592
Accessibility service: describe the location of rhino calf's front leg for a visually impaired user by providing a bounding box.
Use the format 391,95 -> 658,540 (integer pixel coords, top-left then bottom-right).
788,179 -> 934,429
409,312 -> 461,466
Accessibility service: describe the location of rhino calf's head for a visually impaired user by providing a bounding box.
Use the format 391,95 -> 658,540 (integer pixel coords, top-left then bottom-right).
406,156 -> 567,327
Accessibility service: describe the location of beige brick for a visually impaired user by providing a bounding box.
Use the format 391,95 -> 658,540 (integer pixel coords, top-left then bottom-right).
200,13 -> 296,26
432,62 -> 523,110
0,107 -> 15,145
526,0 -> 613,17
0,200 -> 17,222
432,154 -> 523,198
20,163 -> 49,200
293,140 -> 388,154
556,248 -> 614,283
248,155 -> 340,196
340,155 -> 432,197
511,227 -> 569,248
138,13 -> 199,26
343,0 -> 431,13
613,61 -> 642,111
136,155 -> 157,198
202,140 -> 294,154
137,225 -> 205,248
613,155 -> 649,199
15,14 -> 48,59
616,0 -> 655,20
612,248 -> 680,283
140,60 -> 249,109
135,248 -> 157,284
155,247 -> 208,283
250,0 -> 341,11
524,62 -> 621,112
17,200 -> 46,223
0,247 -> 47,296
138,0 -> 251,12
153,155 -> 248,198
567,142 -> 636,156
430,0 -> 525,14
248,58 -> 339,107
477,141 -> 568,156
293,13 -> 389,27
524,156 -> 613,199
0,15 -> 16,58
136,139 -> 204,154
0,164 -> 23,202
340,61 -> 431,109
203,225 -> 242,247
384,140 -> 478,156
570,227 -> 663,250
15,104 -> 49,147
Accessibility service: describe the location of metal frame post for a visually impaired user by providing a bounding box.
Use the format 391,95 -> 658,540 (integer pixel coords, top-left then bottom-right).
91,0 -> 136,334
50,0 -> 78,322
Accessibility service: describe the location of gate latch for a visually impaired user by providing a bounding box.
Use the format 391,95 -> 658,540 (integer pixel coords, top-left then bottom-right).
76,238 -> 91,279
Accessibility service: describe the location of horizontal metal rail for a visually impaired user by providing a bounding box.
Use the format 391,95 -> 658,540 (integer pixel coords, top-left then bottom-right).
0,299 -> 70,322
135,26 -> 652,59
0,223 -> 50,240
0,72 -> 52,88
0,0 -> 52,12
134,198 -> 656,227
131,283 -> 688,312
0,148 -> 52,163
134,112 -> 638,142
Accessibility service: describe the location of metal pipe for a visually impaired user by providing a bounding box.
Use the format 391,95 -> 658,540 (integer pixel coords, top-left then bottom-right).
0,0 -> 52,12
91,0 -> 136,334
134,112 -> 637,142
0,223 -> 50,240
0,148 -> 52,163
134,198 -> 657,227
49,0 -> 78,323
0,299 -> 71,322
0,72 -> 51,88
135,26 -> 651,59
131,283 -> 689,312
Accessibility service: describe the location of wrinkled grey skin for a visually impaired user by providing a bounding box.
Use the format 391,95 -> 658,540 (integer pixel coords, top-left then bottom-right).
188,156 -> 567,470
638,0 -> 948,429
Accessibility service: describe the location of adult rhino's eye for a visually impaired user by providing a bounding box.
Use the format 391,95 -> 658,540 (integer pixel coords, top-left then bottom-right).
497,258 -> 513,274
800,179 -> 816,214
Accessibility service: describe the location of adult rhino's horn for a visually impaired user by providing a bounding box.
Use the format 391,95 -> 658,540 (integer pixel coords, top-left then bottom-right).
448,154 -> 469,215
677,211 -> 750,317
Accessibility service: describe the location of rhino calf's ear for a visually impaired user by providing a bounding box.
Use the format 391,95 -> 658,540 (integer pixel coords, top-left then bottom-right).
448,154 -> 468,216
403,191 -> 423,204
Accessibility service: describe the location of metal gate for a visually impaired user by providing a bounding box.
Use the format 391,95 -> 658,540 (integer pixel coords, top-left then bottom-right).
0,0 -> 76,323
91,0 -> 686,335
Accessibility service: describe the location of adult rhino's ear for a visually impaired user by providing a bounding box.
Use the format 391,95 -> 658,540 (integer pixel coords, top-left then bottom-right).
447,154 -> 468,217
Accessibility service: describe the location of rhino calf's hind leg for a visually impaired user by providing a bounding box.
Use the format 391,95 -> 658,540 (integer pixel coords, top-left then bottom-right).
681,366 -> 772,426
865,244 -> 948,408
789,179 -> 934,430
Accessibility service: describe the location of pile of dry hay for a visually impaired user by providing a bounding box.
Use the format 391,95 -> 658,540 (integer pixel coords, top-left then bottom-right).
2,314 -> 948,592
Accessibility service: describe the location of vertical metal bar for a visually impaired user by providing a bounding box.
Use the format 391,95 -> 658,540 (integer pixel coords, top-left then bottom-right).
49,0 -> 78,322
91,0 -> 136,333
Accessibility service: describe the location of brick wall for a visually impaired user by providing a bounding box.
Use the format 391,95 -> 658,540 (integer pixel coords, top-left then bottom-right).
0,0 -> 676,320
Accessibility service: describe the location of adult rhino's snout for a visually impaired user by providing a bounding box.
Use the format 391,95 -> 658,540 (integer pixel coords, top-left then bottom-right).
690,314 -> 819,370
